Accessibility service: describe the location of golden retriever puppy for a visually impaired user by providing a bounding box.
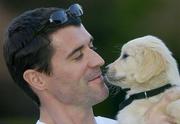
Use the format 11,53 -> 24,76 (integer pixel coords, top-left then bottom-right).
106,35 -> 180,124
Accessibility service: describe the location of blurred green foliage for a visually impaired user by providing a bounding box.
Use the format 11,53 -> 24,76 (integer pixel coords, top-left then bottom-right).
0,117 -> 36,124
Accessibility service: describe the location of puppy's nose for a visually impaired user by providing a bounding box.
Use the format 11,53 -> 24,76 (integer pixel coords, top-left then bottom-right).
105,65 -> 109,70
105,64 -> 112,70
105,64 -> 112,72
101,66 -> 108,74
102,65 -> 110,75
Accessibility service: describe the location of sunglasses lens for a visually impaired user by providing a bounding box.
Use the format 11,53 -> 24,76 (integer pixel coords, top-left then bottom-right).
49,4 -> 83,24
69,4 -> 83,16
49,10 -> 68,23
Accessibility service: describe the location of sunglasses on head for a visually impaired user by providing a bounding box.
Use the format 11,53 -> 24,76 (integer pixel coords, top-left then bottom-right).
49,3 -> 83,24
33,3 -> 83,38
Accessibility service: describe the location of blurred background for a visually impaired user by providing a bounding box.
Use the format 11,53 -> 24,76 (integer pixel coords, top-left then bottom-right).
0,0 -> 180,123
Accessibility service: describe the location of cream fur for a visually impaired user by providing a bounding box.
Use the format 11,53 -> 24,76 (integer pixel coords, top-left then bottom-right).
106,35 -> 180,124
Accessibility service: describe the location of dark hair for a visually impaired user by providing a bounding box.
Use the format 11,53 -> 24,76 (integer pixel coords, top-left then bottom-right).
3,7 -> 81,106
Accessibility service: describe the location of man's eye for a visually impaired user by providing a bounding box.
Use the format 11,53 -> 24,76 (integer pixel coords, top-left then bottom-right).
75,54 -> 83,60
73,51 -> 84,61
90,46 -> 97,51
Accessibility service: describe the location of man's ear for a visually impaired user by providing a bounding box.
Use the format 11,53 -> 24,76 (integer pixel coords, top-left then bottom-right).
23,69 -> 46,90
135,48 -> 167,83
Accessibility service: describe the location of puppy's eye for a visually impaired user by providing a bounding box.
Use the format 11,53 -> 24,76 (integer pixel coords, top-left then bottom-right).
122,53 -> 129,59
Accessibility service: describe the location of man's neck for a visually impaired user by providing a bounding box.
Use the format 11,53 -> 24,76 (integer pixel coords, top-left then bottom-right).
38,92 -> 96,124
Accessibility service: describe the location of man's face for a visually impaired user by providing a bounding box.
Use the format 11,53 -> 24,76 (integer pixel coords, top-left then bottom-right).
43,24 -> 108,107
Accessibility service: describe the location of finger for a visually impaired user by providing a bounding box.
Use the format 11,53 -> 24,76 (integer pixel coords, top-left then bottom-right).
164,115 -> 177,124
161,122 -> 176,124
155,115 -> 176,124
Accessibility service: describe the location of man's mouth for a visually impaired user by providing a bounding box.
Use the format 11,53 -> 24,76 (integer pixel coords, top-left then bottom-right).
88,75 -> 102,82
86,71 -> 103,83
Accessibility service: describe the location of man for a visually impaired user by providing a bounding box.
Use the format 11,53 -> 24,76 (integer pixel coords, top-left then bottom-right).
3,3 -> 179,124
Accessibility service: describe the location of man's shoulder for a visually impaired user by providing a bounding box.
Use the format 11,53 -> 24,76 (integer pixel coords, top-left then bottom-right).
36,116 -> 118,124
36,120 -> 45,124
95,116 -> 117,124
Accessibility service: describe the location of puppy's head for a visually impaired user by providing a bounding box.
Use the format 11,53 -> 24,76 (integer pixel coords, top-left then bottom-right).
106,35 -> 179,90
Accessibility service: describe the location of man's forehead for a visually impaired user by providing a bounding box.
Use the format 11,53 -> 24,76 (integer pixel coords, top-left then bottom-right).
51,25 -> 90,44
49,25 -> 92,55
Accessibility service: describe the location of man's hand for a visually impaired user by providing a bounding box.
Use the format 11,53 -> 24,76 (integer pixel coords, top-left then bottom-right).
142,87 -> 180,124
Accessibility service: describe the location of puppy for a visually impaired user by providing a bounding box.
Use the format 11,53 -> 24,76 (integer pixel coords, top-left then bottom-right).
106,35 -> 180,124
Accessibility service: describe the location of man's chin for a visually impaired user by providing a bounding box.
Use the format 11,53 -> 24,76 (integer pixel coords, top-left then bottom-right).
94,85 -> 109,105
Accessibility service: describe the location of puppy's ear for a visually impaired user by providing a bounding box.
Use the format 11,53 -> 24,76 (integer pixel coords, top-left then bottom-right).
135,48 -> 167,83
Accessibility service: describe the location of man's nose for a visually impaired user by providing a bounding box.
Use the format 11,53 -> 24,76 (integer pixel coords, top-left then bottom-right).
88,50 -> 105,68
